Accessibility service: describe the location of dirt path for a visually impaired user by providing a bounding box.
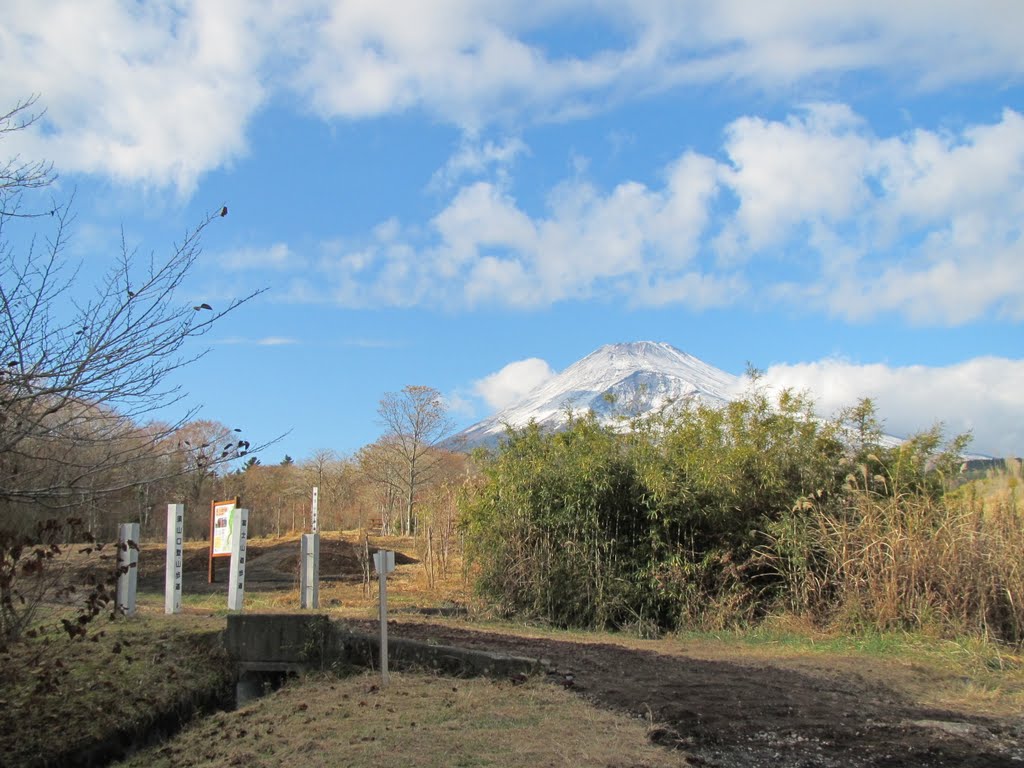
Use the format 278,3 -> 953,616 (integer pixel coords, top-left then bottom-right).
131,538 -> 1024,765
349,620 -> 1024,767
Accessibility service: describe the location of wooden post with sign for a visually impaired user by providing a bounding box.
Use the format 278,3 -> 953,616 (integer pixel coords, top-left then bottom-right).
311,486 -> 319,534
228,508 -> 249,611
165,504 -> 184,614
209,497 -> 240,583
373,549 -> 396,686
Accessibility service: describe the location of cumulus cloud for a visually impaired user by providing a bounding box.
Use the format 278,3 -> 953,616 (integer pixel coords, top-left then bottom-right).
5,2 -> 1024,192
278,104 -> 1023,323
0,0 -> 273,194
293,2 -> 1024,128
717,103 -> 872,254
429,137 -> 529,190
761,357 -> 1024,458
718,105 -> 1024,324
474,358 -> 556,410
307,149 -> 723,310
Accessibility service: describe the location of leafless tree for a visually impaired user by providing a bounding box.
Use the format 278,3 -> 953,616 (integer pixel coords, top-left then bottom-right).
0,98 -> 264,526
375,385 -> 453,535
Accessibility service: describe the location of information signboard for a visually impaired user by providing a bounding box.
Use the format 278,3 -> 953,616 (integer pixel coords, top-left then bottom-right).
209,497 -> 240,582
212,500 -> 237,555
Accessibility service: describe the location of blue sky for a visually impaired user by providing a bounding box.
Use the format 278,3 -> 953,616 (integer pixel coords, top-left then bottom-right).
3,1 -> 1022,460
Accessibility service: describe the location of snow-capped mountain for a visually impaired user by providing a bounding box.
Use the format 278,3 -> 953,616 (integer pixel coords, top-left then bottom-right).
454,341 -> 741,448
452,341 -> 991,460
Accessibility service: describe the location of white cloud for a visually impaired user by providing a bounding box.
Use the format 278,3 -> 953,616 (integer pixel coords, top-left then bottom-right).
718,104 -> 871,254
718,106 -> 1024,325
293,2 -> 1024,129
0,0 -> 273,194
761,357 -> 1024,458
441,152 -> 721,307
4,2 -> 1024,193
220,105 -> 1024,323
430,137 -> 529,190
216,336 -> 299,346
219,243 -> 305,271
474,358 -> 555,410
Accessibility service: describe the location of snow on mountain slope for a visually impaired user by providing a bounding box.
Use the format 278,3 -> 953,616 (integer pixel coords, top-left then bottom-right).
454,341 -> 741,447
452,340 -> 987,458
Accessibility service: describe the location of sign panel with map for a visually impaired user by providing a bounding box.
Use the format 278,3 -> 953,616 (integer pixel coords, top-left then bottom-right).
212,499 -> 237,556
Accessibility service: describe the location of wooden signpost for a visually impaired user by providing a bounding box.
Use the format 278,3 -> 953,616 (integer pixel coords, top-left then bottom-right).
165,504 -> 184,614
227,508 -> 249,611
373,549 -> 396,685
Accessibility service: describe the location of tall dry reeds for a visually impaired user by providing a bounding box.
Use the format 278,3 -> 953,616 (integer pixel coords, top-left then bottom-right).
766,481 -> 1024,643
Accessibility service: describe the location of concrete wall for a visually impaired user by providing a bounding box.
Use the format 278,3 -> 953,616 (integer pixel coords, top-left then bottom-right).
225,614 -> 544,680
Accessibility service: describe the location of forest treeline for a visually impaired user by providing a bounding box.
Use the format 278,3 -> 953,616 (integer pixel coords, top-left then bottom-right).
460,388 -> 1024,644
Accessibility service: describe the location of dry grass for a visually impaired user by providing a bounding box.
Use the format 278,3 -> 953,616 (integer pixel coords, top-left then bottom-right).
764,481 -> 1024,644
0,615 -> 230,767
118,670 -> 692,768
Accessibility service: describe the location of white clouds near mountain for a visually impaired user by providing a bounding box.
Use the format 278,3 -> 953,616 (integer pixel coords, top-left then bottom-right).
474,358 -> 556,410
761,357 -> 1024,459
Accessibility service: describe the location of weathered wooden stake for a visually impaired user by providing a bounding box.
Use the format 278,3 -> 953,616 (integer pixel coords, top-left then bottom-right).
165,504 -> 184,614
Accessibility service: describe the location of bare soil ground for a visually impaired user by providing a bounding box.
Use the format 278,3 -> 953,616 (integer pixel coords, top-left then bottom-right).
345,620 -> 1024,767
134,536 -> 1024,767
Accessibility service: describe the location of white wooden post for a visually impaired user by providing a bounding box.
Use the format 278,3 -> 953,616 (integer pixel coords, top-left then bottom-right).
117,522 -> 140,617
227,508 -> 249,611
300,532 -> 320,609
165,504 -> 184,614
311,486 -> 319,534
373,549 -> 396,686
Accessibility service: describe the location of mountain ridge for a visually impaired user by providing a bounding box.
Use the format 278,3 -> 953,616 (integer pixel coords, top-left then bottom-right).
454,341 -> 741,448
452,341 -> 994,460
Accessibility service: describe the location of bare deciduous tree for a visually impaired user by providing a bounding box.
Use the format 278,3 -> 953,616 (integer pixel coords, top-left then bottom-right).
0,99 -> 263,526
375,385 -> 453,535
0,96 -> 266,646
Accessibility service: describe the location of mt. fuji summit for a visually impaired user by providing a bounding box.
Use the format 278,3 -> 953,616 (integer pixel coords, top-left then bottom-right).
455,342 -> 742,448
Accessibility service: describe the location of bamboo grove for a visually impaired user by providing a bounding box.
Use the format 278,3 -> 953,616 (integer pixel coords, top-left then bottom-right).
460,386 -> 1024,644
